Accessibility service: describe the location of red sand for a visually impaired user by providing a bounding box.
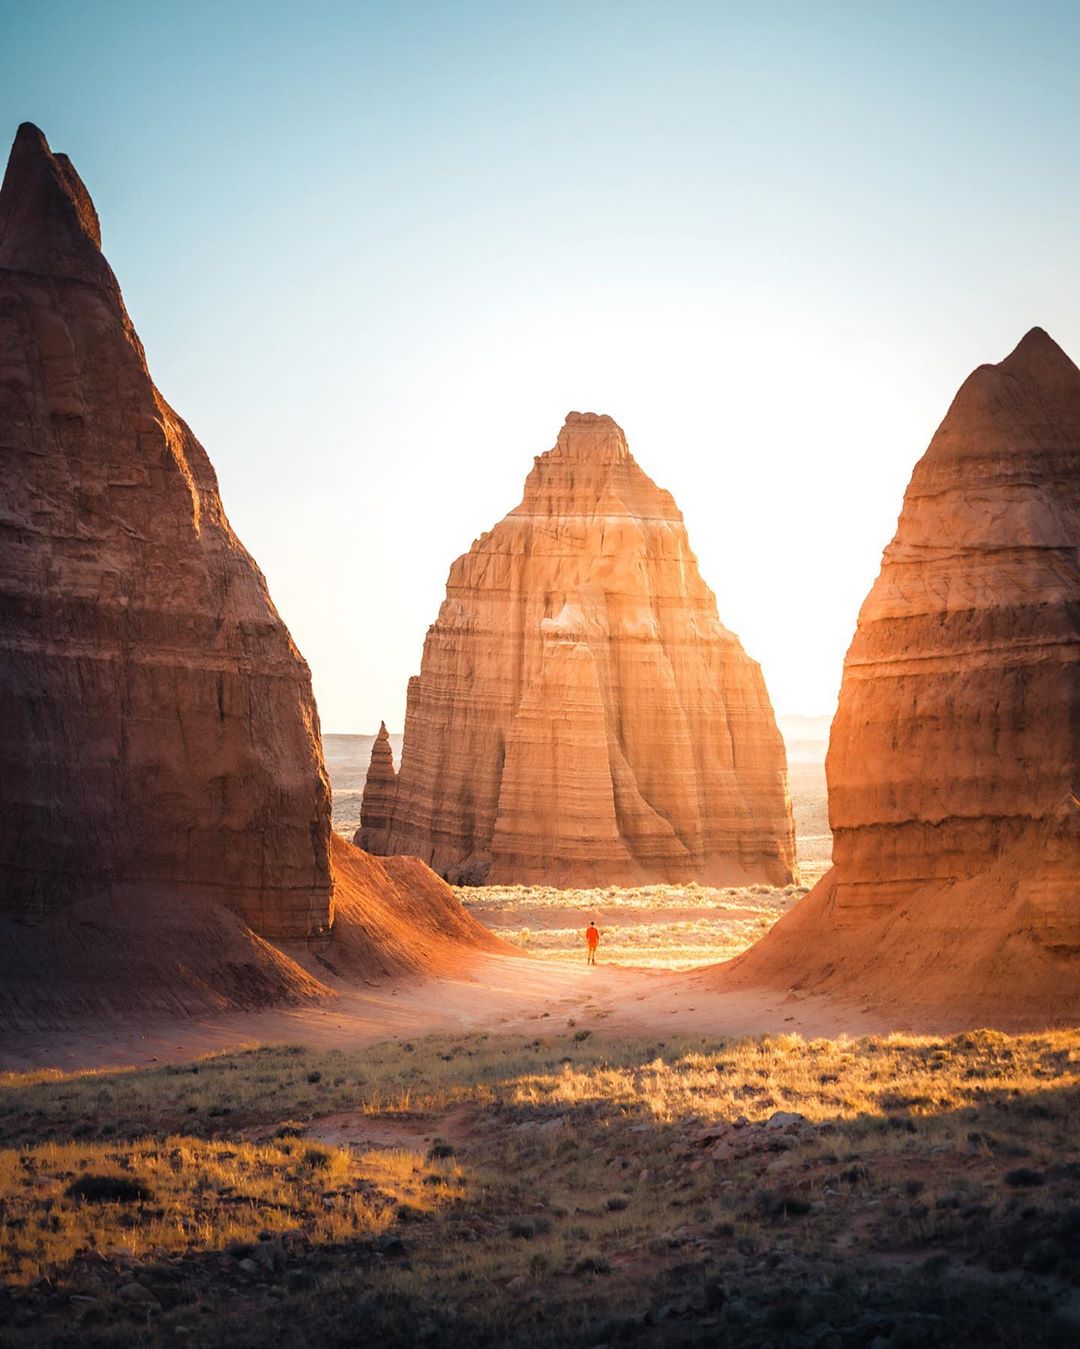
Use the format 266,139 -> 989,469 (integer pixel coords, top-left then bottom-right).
0,951 -> 888,1073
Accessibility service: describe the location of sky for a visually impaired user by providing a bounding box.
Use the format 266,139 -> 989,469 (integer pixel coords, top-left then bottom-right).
4,1 -> 1080,731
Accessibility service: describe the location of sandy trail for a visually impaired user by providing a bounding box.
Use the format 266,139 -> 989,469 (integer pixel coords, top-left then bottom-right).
0,952 -> 885,1073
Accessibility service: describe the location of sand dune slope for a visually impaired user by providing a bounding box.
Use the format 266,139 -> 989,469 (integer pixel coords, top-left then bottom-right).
287,836 -> 505,985
0,836 -> 503,1033
715,815 -> 1080,1029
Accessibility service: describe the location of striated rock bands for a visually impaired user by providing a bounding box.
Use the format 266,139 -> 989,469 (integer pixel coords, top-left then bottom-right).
359,412 -> 796,887
0,124 -> 332,937
356,722 -> 398,852
829,326 -> 1080,920
726,328 -> 1080,1025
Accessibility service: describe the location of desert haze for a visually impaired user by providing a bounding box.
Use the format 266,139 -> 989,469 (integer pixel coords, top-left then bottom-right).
2,11 -> 1079,1344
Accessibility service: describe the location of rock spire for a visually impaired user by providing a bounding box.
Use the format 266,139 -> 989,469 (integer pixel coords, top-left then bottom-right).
356,723 -> 398,853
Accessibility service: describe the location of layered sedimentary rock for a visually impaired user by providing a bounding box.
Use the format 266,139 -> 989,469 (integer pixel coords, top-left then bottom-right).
724,328 -> 1080,1025
356,722 -> 398,852
358,412 -> 795,886
0,124 -> 331,936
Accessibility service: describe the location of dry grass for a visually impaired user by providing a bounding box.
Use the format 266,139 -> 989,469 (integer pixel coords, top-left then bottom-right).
2,1028 -> 1078,1347
0,1136 -> 456,1285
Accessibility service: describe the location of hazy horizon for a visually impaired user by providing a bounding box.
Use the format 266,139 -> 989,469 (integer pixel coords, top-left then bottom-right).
6,2 -> 1080,730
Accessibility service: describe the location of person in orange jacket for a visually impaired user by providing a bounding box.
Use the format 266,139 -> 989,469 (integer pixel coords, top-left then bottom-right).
585,921 -> 600,965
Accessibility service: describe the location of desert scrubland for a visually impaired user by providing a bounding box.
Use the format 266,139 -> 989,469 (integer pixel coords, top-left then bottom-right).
2,1029 -> 1079,1347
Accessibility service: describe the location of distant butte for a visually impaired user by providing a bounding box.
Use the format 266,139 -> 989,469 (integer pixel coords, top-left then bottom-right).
719,328 -> 1080,1026
358,411 -> 796,887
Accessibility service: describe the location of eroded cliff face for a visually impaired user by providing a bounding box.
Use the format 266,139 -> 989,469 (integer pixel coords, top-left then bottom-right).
358,412 -> 795,886
0,124 -> 332,937
722,329 -> 1080,1026
828,326 -> 1080,919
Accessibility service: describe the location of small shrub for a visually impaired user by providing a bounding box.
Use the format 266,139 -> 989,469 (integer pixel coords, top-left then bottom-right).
573,1253 -> 611,1275
1004,1167 -> 1045,1188
65,1174 -> 154,1205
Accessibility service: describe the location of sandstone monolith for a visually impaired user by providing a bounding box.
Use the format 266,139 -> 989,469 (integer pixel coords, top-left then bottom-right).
724,328 -> 1080,1025
358,412 -> 796,886
0,124 -> 504,1034
0,124 -> 331,936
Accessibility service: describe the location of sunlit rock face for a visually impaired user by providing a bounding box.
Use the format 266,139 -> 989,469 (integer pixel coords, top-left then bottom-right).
0,124 -> 332,937
358,411 -> 796,886
724,329 -> 1080,1024
829,327 -> 1080,920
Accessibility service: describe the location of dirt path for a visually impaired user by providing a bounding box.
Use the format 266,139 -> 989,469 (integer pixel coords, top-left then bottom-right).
0,952 -> 886,1073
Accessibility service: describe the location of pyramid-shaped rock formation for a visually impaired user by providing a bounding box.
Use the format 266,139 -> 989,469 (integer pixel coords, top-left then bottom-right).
359,412 -> 796,886
724,329 -> 1080,1025
0,124 -> 332,936
0,124 -> 501,1030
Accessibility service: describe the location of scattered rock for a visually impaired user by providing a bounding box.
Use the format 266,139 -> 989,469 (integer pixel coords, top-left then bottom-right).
766,1111 -> 809,1131
116,1283 -> 161,1309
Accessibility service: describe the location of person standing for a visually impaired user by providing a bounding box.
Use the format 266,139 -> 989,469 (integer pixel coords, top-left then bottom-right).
585,921 -> 600,965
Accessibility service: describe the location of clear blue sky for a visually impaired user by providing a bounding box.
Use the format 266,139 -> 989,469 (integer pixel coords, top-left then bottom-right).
4,1 -> 1080,730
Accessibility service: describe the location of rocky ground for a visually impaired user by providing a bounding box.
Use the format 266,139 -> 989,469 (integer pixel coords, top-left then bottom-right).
2,1029 -> 1077,1347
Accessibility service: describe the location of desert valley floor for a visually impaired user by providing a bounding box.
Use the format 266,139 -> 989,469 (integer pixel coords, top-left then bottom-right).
2,730 -> 834,1075
327,728 -> 832,971
3,730 -> 1078,1347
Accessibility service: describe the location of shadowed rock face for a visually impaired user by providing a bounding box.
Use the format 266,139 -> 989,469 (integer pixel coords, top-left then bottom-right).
723,329 -> 1080,1025
0,124 -> 332,937
359,412 -> 796,886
